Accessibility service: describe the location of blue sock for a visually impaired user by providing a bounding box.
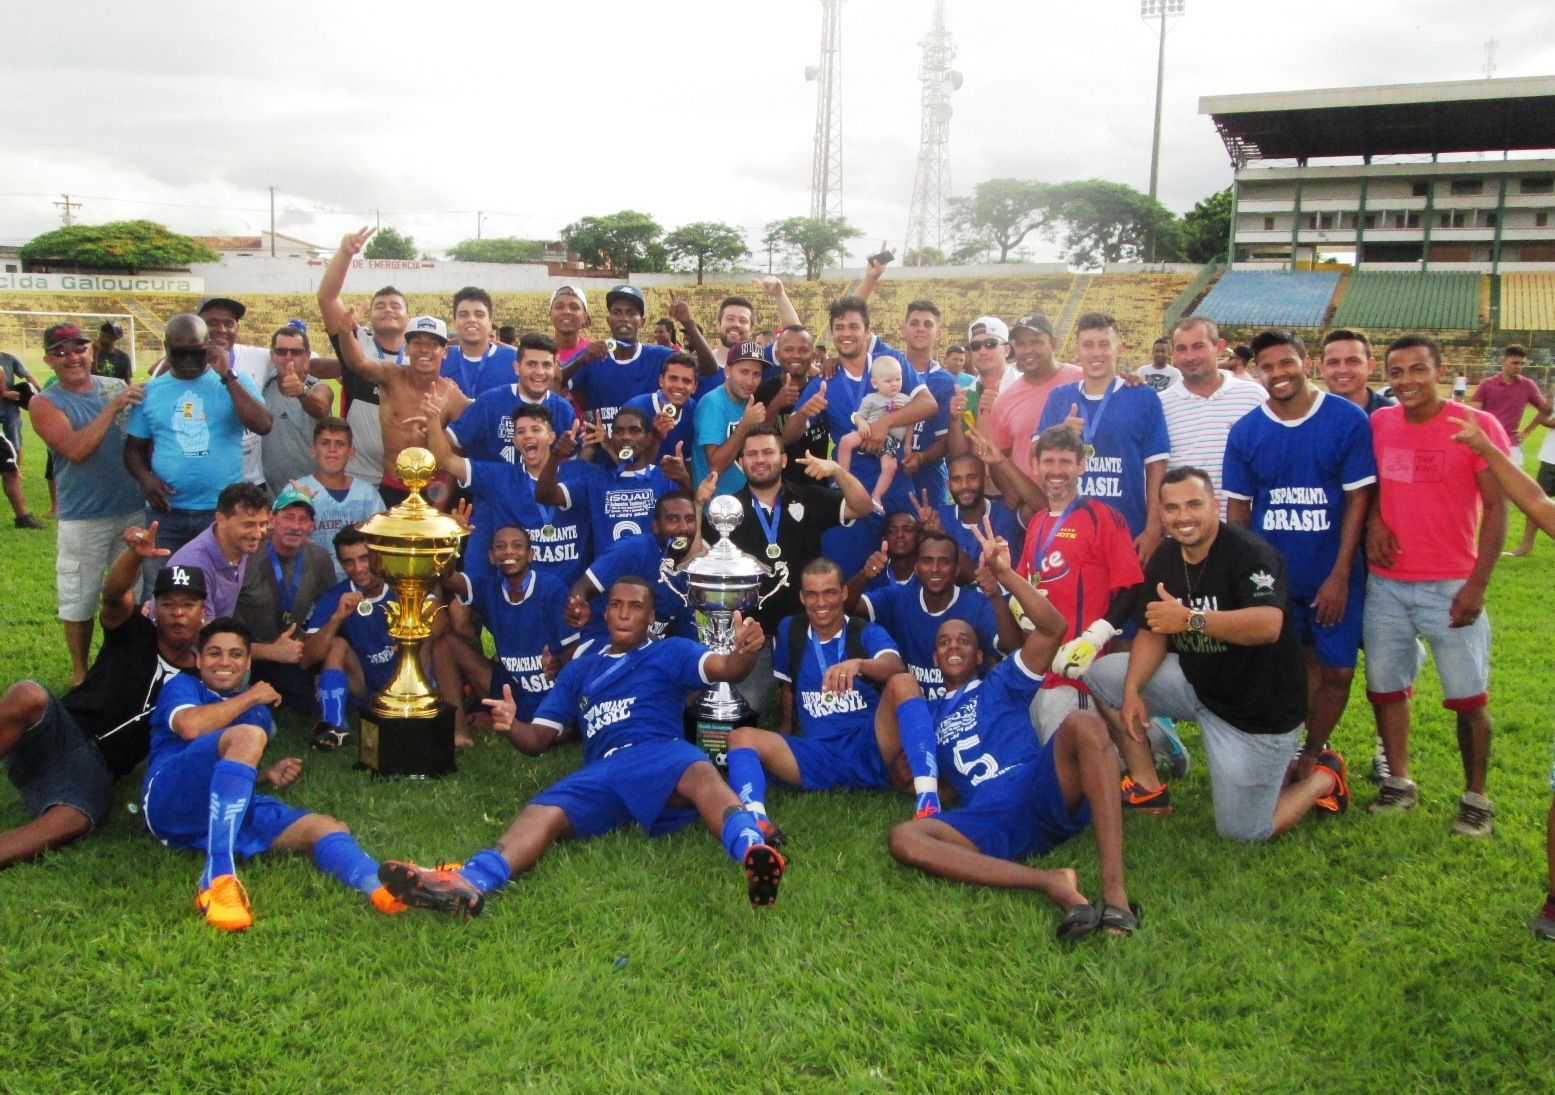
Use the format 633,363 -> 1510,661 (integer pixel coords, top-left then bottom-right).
312,830 -> 381,896
202,759 -> 256,890
725,747 -> 769,820
318,668 -> 348,728
459,849 -> 512,894
896,695 -> 941,815
721,809 -> 763,863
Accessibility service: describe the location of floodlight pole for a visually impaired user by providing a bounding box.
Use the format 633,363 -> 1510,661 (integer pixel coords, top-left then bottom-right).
1142,1 -> 1184,261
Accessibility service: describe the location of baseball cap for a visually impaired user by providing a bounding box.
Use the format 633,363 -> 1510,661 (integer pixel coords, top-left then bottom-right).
405,316 -> 448,344
43,323 -> 91,351
272,484 -> 316,516
198,296 -> 247,321
967,316 -> 1010,343
99,320 -> 125,338
549,284 -> 589,312
605,284 -> 646,315
1011,313 -> 1057,339
728,340 -> 766,366
152,564 -> 208,599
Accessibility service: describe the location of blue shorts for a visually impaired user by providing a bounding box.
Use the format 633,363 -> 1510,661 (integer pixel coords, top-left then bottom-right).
1291,577 -> 1365,669
939,736 -> 1091,861
530,738 -> 707,840
3,691 -> 115,827
787,726 -> 891,792
141,732 -> 309,858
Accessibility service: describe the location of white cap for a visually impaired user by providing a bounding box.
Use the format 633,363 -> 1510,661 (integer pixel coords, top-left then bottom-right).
405,316 -> 448,344
967,316 -> 1010,343
549,285 -> 589,313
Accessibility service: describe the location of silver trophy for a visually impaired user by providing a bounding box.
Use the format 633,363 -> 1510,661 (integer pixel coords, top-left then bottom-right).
662,495 -> 790,764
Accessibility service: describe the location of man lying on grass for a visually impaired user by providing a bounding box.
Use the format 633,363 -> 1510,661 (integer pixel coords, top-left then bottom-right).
141,617 -> 466,930
888,520 -> 1137,940
379,577 -> 787,915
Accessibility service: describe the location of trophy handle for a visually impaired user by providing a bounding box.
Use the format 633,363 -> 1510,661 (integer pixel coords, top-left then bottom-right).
382,600 -> 401,631
658,557 -> 693,607
756,561 -> 791,609
423,593 -> 444,624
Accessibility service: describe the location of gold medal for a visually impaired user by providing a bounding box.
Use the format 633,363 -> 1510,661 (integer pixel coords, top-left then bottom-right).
766,543 -> 781,559
355,599 -> 374,617
540,524 -> 556,540
617,446 -> 635,463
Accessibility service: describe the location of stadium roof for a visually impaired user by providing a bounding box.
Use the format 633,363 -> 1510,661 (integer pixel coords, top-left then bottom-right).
1201,76 -> 1555,167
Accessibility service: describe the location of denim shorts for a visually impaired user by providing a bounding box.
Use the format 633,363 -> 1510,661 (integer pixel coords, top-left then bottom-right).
3,691 -> 115,827
1361,574 -> 1490,709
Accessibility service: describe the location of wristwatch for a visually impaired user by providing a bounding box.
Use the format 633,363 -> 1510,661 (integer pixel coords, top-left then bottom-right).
1188,611 -> 1207,634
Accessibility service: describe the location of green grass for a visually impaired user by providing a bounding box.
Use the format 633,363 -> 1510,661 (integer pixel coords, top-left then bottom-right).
2,418 -> 1554,1094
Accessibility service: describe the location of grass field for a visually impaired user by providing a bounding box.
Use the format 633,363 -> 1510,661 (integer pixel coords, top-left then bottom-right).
1,416 -> 1553,1094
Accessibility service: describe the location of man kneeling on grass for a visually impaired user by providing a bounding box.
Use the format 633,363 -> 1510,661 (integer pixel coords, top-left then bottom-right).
380,577 -> 786,915
889,520 -> 1137,940
141,617 -> 462,930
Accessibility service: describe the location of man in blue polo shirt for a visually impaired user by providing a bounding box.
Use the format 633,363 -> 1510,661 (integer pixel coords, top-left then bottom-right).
621,351 -> 699,467
564,284 -> 677,429
447,331 -> 575,464
440,287 -> 516,397
566,492 -> 699,655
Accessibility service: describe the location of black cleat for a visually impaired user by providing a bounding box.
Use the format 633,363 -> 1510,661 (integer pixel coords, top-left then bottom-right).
743,844 -> 785,908
310,721 -> 350,752
377,860 -> 484,920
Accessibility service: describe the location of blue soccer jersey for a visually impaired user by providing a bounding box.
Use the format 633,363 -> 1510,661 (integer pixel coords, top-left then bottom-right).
578,534 -> 694,650
306,581 -> 400,694
532,637 -> 710,763
448,385 -> 577,465
909,364 -> 958,505
772,617 -> 899,743
569,343 -> 676,428
1037,377 -> 1170,538
796,339 -> 925,510
441,343 -> 518,398
1221,391 -> 1379,599
937,498 -> 1028,571
464,570 -> 576,721
567,462 -> 679,558
145,671 -> 276,781
621,391 -> 697,469
861,579 -> 1000,700
928,653 -> 1045,806
463,460 -> 590,588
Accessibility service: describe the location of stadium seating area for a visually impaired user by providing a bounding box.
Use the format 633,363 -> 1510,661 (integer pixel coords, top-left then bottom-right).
1195,270 -> 1342,328
1059,273 -> 1197,357
1499,273 -> 1555,332
1331,271 -> 1484,330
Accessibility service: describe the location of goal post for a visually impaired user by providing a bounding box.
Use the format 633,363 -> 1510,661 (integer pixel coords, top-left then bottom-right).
0,310 -> 138,375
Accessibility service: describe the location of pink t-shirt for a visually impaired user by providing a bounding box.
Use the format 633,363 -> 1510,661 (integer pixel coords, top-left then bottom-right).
1371,403 -> 1510,581
987,363 -> 1083,477
1472,373 -> 1543,438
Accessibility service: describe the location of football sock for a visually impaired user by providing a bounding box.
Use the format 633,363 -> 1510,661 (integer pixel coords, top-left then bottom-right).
459,849 -> 512,894
311,830 -> 381,896
725,747 -> 769,820
317,668 -> 348,728
895,695 -> 939,787
721,808 -> 764,863
202,759 -> 257,891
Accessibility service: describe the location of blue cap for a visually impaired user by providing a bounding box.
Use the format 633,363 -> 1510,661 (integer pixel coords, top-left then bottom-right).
605,284 -> 646,315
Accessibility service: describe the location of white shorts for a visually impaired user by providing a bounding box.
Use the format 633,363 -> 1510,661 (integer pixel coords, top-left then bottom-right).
56,511 -> 144,621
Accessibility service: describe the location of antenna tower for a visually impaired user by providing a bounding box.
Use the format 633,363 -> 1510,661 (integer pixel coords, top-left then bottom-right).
904,1 -> 960,263
806,0 -> 846,221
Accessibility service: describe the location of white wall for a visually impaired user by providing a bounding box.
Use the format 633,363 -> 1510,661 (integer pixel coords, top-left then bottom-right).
187,255 -> 699,295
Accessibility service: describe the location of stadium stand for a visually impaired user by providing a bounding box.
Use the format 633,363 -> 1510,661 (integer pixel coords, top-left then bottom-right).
1056,272 -> 1196,358
1499,273 -> 1555,332
1194,270 -> 1342,328
1330,271 -> 1484,330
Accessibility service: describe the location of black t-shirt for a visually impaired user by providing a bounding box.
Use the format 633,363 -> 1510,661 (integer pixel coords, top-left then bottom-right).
700,481 -> 850,633
755,375 -> 830,486
93,347 -> 132,382
1137,522 -> 1306,735
61,613 -> 185,778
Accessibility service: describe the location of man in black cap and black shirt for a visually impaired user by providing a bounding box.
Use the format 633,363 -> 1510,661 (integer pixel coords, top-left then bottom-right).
93,321 -> 133,382
0,528 -> 205,867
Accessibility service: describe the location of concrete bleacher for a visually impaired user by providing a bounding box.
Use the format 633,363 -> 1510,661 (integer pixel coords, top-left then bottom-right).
1331,272 -> 1484,330
1058,273 -> 1197,358
1195,270 -> 1342,328
1499,273 -> 1555,332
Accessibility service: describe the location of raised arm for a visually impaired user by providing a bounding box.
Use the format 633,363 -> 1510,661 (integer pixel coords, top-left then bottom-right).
318,228 -> 372,336
754,275 -> 802,329
210,355 -> 272,435
703,613 -> 765,683
99,524 -> 168,631
334,306 -> 399,387
665,294 -> 719,376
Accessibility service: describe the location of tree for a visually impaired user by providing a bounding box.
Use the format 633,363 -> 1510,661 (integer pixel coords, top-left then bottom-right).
947,178 -> 1052,263
445,237 -> 546,264
1046,180 -> 1182,269
364,227 -> 416,260
19,220 -> 219,273
762,216 -> 863,281
902,246 -> 948,267
663,222 -> 750,285
561,211 -> 667,276
1180,187 -> 1233,265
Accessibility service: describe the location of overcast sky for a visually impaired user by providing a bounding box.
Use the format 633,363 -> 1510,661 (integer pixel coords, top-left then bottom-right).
3,0 -> 1552,264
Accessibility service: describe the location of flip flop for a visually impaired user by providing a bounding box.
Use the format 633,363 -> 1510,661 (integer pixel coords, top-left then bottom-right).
1099,901 -> 1142,936
1056,901 -> 1102,943
1529,915 -> 1555,941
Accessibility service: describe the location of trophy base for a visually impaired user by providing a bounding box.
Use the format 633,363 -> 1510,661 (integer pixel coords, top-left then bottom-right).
686,683 -> 755,769
358,703 -> 457,779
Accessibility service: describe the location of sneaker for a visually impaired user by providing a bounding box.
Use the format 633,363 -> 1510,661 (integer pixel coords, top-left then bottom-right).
755,818 -> 788,849
1451,791 -> 1495,837
1121,775 -> 1173,816
310,721 -> 350,752
369,886 -> 408,915
744,844 -> 785,908
1313,748 -> 1350,814
1368,776 -> 1419,813
197,874 -> 253,932
913,791 -> 941,819
13,514 -> 44,530
377,860 -> 484,920
1367,748 -> 1391,786
1147,717 -> 1191,778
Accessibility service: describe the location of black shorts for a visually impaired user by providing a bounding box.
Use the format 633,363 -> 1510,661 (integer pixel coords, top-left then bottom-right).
1537,462 -> 1555,497
0,434 -> 17,476
3,691 -> 115,827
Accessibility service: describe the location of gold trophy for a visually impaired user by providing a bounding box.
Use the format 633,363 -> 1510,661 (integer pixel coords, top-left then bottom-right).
355,447 -> 466,777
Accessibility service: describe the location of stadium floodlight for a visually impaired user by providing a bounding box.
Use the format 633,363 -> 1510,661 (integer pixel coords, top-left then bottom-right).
1141,0 -> 1185,260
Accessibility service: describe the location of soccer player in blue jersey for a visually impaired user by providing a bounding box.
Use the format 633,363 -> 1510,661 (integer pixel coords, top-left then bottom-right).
446,331 -> 575,464
434,523 -> 576,742
380,577 -> 785,913
933,453 -> 1028,570
887,523 -> 1136,940
563,285 -> 679,429
441,287 -> 516,397
724,557 -> 945,828
1037,312 -> 1170,557
142,617 -> 470,930
542,405 -> 688,557
621,351 -> 699,467
1224,329 -> 1377,786
301,527 -> 406,750
855,530 -> 1020,700
566,492 -> 699,654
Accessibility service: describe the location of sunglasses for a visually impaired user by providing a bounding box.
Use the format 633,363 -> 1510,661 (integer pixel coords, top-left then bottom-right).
168,345 -> 209,359
272,347 -> 309,357
969,338 -> 1006,351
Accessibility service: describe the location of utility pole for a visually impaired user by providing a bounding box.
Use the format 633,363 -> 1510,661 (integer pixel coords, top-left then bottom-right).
1141,1 -> 1185,260
269,186 -> 277,255
477,211 -> 485,240
54,194 -> 81,226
